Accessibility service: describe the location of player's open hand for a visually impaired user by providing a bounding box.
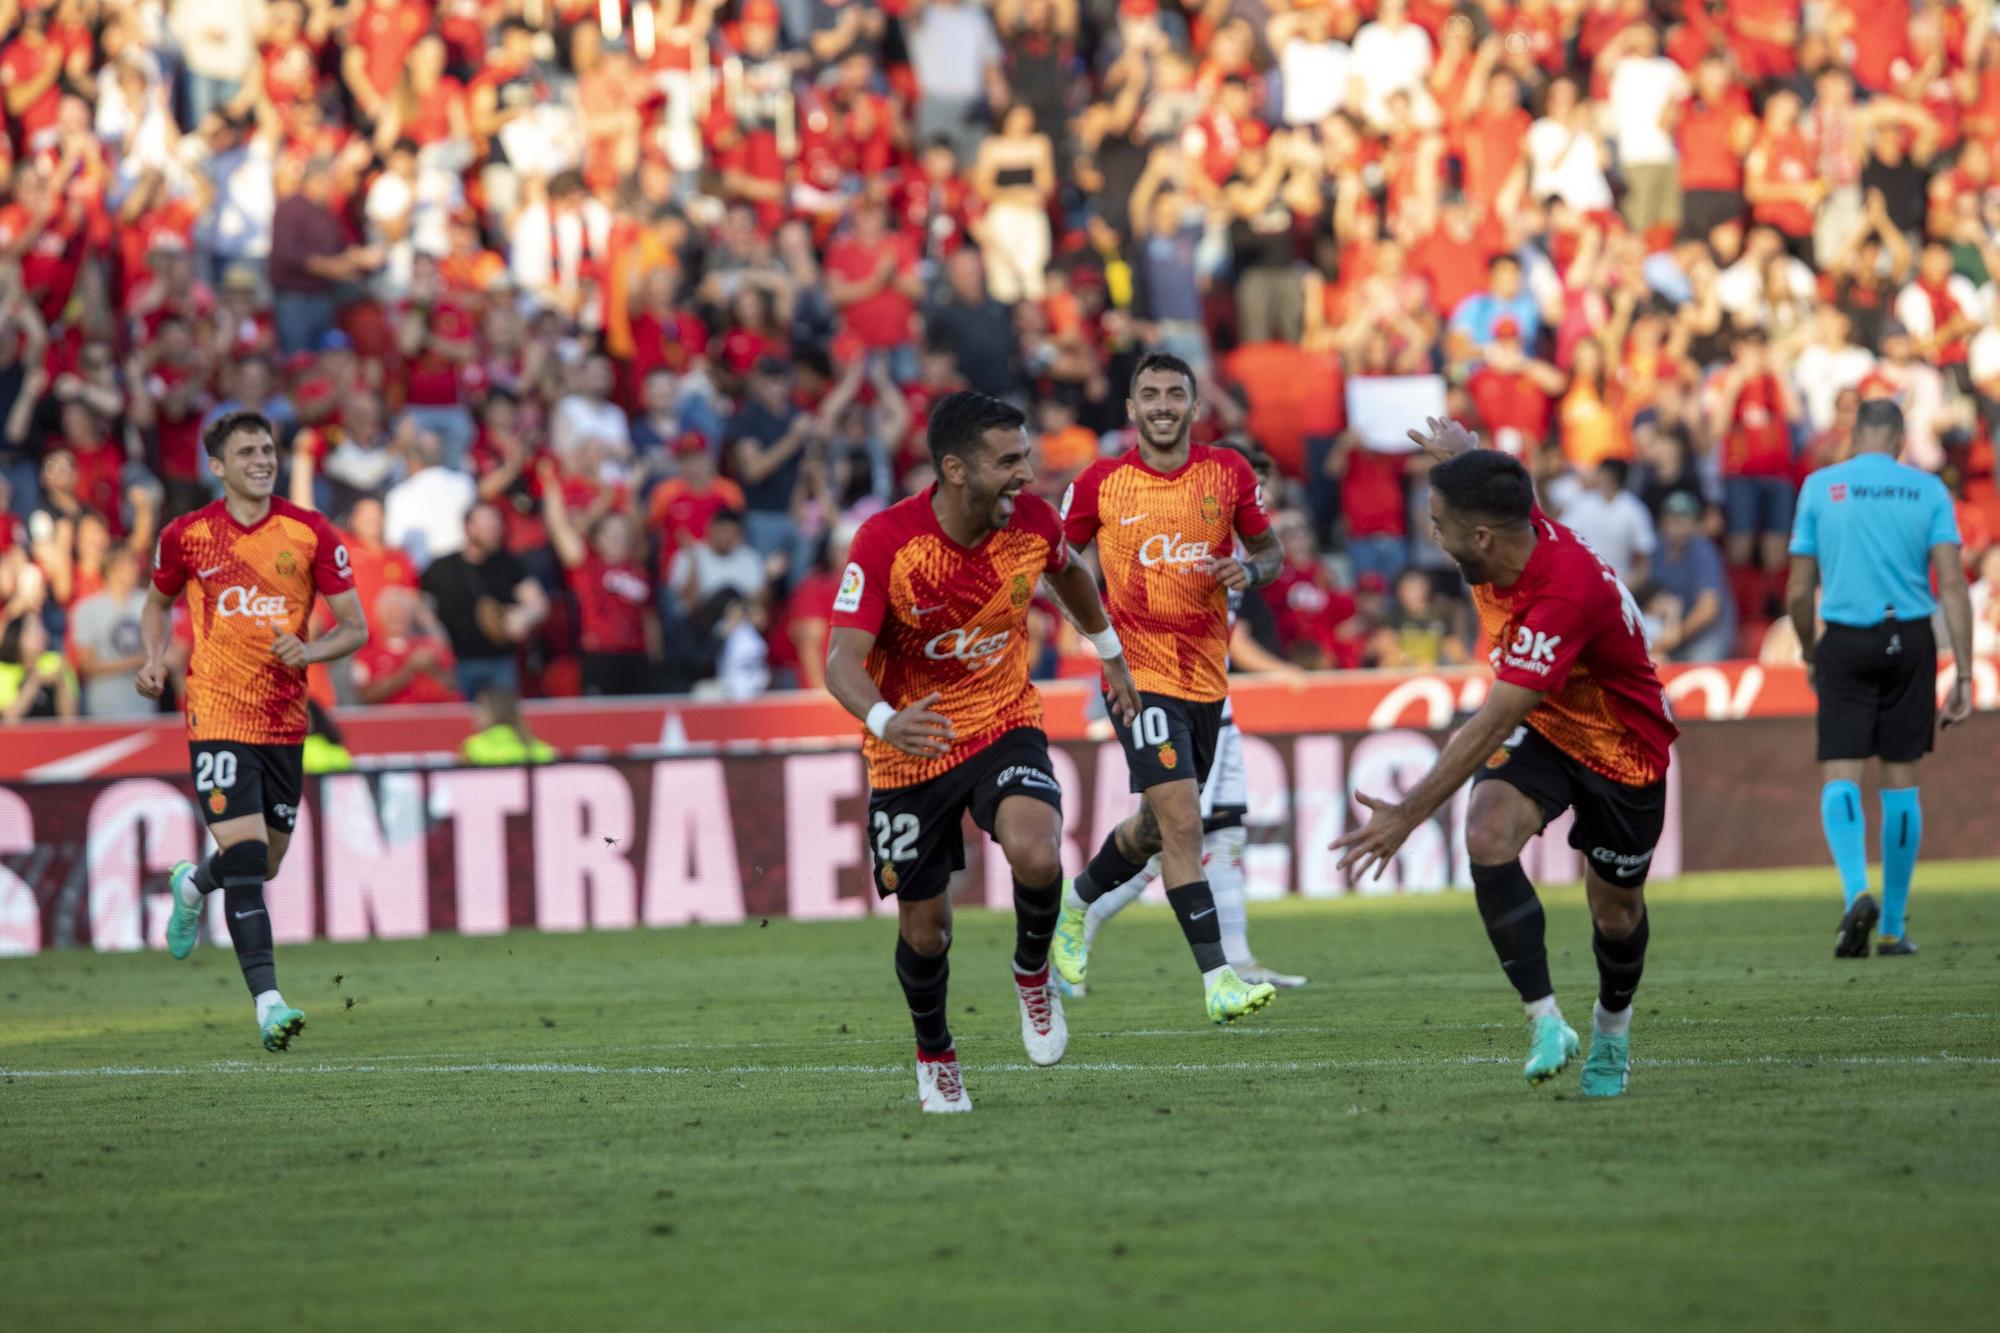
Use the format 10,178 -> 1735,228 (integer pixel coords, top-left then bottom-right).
884,692 -> 956,759
1940,674 -> 1973,729
270,631 -> 310,669
1101,657 -> 1141,728
1406,416 -> 1481,462
134,660 -> 168,700
1331,790 -> 1416,883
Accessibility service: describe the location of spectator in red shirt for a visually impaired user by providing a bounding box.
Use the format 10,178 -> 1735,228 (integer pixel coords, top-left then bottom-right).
350,585 -> 461,705
1467,318 -> 1567,453
782,520 -> 856,691
823,200 -> 924,383
1673,55 -> 1756,243
541,458 -> 658,696
1709,328 -> 1802,611
1327,429 -> 1413,585
1262,507 -> 1366,669
646,433 -> 746,583
1745,89 -> 1825,266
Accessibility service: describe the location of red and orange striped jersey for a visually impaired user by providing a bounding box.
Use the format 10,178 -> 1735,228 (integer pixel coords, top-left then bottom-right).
1473,510 -> 1678,786
831,487 -> 1068,789
1062,445 -> 1270,703
153,497 -> 355,745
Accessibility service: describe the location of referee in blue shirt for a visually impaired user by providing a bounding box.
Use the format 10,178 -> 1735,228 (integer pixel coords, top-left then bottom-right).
1787,401 -> 1975,959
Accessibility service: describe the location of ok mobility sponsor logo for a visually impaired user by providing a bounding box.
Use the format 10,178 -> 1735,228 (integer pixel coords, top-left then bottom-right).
1489,625 -> 1561,676
1589,846 -> 1655,872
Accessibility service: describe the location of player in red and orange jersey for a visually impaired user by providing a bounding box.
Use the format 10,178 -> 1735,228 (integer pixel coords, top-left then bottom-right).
1050,353 -> 1286,1026
137,411 -> 369,1053
826,391 -> 1139,1113
1337,419 -> 1680,1100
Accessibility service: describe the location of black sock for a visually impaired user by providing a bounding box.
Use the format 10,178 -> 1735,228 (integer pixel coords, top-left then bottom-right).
894,935 -> 952,1054
1165,880 -> 1228,973
1471,859 -> 1552,1005
1070,829 -> 1147,906
1593,910 -> 1649,1014
223,879 -> 277,995
192,853 -> 223,895
1012,876 -> 1060,974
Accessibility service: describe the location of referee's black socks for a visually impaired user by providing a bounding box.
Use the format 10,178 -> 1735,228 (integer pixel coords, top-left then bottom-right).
1471,859 -> 1553,1008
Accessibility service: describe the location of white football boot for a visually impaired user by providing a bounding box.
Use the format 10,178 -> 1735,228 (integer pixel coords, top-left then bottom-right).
1013,967 -> 1068,1067
916,1046 -> 973,1113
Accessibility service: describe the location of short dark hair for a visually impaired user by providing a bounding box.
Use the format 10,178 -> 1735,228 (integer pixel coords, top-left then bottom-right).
1431,449 -> 1534,526
1855,399 -> 1905,436
1597,457 -> 1630,489
927,390 -> 1027,467
1128,351 -> 1197,399
203,410 -> 275,460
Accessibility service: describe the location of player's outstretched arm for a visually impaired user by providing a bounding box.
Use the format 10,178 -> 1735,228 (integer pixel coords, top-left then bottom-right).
275,588 -> 369,669
1333,680 -> 1543,882
824,625 -> 956,759
1041,554 -> 1140,725
135,585 -> 176,700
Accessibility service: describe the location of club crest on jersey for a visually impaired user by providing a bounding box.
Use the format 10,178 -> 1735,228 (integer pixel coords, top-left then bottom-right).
1202,494 -> 1220,522
1485,747 -> 1510,770
207,788 -> 228,816
925,625 -> 1011,670
276,549 -> 296,577
1137,532 -> 1212,570
1011,573 -> 1030,607
1158,741 -> 1178,770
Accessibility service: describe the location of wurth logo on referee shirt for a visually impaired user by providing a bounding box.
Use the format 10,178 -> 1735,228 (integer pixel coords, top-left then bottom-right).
1830,483 -> 1847,502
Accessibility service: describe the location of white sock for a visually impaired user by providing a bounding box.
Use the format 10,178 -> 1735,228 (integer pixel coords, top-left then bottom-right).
1084,877 -> 1147,948
1593,999 -> 1633,1037
1524,994 -> 1561,1022
175,868 -> 205,910
254,989 -> 286,1026
1200,964 -> 1230,987
1206,825 -> 1252,968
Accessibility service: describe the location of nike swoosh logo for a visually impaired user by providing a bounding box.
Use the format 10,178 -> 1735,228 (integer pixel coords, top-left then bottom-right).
232,909 -> 266,920
1189,907 -> 1215,921
911,605 -> 947,617
198,565 -> 224,578
1119,514 -> 1147,525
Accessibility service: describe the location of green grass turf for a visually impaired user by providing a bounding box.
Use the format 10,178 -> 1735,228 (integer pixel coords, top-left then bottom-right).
2,864 -> 1997,1333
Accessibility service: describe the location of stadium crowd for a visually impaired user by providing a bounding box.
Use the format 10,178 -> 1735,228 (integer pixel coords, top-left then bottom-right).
4,0 -> 2000,724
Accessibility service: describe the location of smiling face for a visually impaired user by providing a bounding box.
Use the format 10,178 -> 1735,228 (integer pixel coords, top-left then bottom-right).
1126,365 -> 1197,453
942,426 -> 1035,532
209,424 -> 279,502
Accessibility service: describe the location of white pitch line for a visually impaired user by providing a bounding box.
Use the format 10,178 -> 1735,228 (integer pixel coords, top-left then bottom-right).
4,1053 -> 1998,1080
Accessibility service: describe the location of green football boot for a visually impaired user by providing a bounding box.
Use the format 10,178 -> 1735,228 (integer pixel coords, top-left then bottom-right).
260,1005 -> 306,1053
1049,887 -> 1090,989
165,861 -> 203,961
1581,1030 -> 1631,1098
1204,967 -> 1277,1025
1523,1013 -> 1580,1084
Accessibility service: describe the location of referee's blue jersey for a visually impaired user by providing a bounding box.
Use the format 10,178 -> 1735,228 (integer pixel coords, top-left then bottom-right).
1789,454 -> 1960,628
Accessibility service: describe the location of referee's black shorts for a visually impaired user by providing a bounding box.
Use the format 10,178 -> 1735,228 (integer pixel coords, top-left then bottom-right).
1814,617 -> 1937,763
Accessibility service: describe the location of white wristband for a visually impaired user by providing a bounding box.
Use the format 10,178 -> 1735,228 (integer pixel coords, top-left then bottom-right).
1087,626 -> 1123,660
866,701 -> 896,738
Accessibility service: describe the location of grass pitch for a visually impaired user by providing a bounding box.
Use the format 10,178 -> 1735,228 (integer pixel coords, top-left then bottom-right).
3,864 -> 1997,1332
